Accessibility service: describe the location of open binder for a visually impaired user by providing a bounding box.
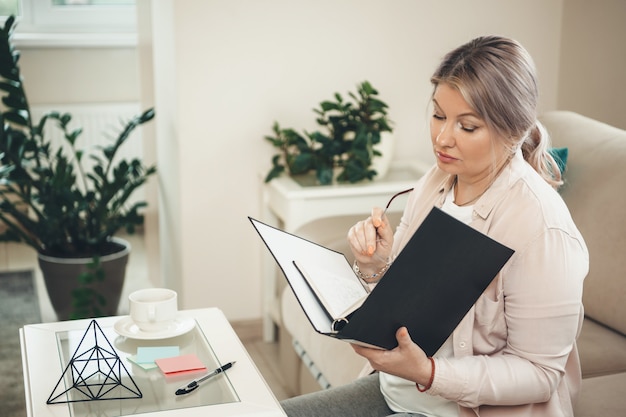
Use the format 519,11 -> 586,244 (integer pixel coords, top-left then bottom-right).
250,207 -> 514,354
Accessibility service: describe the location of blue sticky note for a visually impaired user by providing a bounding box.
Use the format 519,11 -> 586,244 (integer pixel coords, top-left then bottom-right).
128,355 -> 158,370
136,346 -> 180,364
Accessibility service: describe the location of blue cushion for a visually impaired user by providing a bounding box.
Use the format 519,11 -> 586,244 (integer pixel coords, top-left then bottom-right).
548,147 -> 568,174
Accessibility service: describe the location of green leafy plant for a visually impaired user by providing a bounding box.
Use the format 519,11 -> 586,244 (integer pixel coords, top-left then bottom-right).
0,15 -> 156,258
72,257 -> 106,319
264,81 -> 393,185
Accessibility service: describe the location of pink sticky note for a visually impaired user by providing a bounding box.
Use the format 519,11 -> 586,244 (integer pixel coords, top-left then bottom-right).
155,353 -> 207,375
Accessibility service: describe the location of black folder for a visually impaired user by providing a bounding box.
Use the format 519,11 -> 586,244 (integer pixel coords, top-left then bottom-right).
250,207 -> 514,354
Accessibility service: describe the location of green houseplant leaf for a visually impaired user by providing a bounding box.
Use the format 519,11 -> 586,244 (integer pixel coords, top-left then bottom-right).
264,81 -> 393,185
0,16 -> 156,256
0,16 -> 157,318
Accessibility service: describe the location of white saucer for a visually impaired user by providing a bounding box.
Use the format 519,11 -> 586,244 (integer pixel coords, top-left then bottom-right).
113,316 -> 196,340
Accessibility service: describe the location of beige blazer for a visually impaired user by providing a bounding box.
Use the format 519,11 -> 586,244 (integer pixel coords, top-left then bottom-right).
388,151 -> 588,417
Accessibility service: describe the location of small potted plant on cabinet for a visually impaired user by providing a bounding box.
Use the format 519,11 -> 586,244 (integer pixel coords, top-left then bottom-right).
264,81 -> 393,185
0,16 -> 156,320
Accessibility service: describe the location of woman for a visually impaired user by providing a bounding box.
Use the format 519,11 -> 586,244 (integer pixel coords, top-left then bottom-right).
281,36 -> 588,417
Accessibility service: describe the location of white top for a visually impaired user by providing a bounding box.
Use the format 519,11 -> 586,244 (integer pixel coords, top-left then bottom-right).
379,187 -> 471,416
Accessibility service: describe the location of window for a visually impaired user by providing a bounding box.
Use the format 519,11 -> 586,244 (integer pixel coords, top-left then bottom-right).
0,0 -> 137,47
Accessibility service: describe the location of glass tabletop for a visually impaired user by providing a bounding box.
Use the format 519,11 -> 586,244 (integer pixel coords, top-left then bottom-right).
50,320 -> 239,417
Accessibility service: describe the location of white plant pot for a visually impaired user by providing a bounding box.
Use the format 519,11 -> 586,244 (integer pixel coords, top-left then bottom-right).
372,132 -> 394,179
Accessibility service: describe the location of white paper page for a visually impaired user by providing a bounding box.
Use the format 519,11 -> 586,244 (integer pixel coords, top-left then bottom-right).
294,258 -> 367,319
250,218 -> 343,333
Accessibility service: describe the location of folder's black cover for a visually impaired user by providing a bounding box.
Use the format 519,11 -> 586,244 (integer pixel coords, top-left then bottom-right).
335,207 -> 514,354
250,207 -> 514,355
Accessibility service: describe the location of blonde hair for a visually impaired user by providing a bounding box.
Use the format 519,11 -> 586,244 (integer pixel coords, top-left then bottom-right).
431,36 -> 562,188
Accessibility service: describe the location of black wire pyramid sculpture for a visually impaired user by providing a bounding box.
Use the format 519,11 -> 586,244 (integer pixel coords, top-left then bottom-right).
47,320 -> 142,404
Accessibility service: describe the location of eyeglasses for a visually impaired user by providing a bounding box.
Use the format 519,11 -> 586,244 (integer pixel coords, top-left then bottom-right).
382,188 -> 414,215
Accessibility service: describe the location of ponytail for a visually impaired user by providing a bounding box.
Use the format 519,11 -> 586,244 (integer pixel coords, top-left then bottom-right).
520,121 -> 563,189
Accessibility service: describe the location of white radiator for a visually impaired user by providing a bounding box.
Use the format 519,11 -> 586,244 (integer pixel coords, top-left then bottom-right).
30,102 -> 147,202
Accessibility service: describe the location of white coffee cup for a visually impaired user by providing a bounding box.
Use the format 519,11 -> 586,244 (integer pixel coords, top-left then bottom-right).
129,288 -> 178,332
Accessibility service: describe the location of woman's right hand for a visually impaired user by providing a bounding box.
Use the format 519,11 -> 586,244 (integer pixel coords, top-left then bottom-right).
347,207 -> 394,277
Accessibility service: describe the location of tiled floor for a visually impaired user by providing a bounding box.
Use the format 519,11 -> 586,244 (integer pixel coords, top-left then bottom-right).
0,232 -> 291,404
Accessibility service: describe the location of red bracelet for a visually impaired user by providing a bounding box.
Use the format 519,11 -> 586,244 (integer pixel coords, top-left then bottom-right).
416,357 -> 435,392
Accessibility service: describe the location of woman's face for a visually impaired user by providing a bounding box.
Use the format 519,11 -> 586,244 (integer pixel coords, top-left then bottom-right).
430,83 -> 508,184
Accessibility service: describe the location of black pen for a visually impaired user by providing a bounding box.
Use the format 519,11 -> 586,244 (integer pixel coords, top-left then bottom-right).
175,361 -> 236,395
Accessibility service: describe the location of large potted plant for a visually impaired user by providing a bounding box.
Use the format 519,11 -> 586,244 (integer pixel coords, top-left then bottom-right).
264,81 -> 393,185
0,16 -> 156,320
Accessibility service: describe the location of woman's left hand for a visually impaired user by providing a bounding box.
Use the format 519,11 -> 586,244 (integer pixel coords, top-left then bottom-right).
351,327 -> 432,386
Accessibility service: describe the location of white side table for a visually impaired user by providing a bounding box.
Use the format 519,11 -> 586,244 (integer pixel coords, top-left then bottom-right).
260,160 -> 428,341
20,308 -> 286,417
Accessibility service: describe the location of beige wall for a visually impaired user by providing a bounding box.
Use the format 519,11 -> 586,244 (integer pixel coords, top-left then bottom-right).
136,3 -> 161,291
558,0 -> 626,129
18,47 -> 139,105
